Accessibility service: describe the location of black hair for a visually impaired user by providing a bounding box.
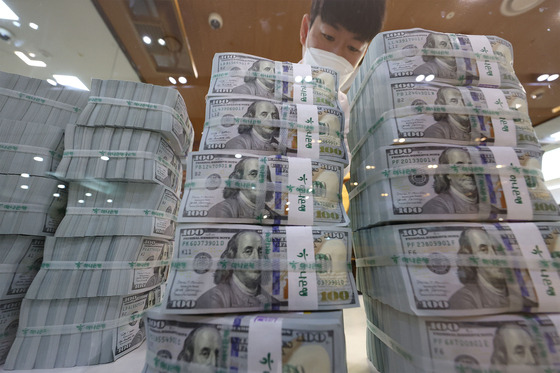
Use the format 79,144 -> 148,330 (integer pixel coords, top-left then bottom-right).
309,0 -> 386,42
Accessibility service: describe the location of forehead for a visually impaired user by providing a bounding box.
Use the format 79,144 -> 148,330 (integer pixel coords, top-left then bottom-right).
255,101 -> 277,112
237,232 -> 262,247
432,33 -> 450,43
442,88 -> 461,99
194,329 -> 220,347
466,229 -> 491,245
501,326 -> 532,344
314,15 -> 367,44
257,60 -> 274,69
446,149 -> 470,163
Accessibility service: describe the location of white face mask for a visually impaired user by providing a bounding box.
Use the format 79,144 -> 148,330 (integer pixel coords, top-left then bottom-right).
302,40 -> 359,92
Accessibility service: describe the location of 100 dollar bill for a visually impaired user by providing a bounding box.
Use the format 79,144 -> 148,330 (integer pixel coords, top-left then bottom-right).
143,307 -> 346,373
209,53 -> 340,108
364,295 -> 560,373
355,222 -> 560,316
348,144 -> 559,228
349,83 -> 537,157
201,95 -> 347,163
179,151 -> 348,225
165,224 -> 357,314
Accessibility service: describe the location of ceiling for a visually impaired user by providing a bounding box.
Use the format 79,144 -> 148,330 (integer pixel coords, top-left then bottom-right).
1,0 -> 559,151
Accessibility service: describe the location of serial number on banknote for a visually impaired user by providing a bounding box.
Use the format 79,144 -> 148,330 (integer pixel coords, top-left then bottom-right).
409,240 -> 454,248
182,240 -> 226,247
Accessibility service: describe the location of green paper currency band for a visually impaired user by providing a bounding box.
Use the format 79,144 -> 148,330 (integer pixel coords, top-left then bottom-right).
38,258 -> 349,272
59,149 -> 182,179
349,47 -> 517,112
211,69 -> 336,97
347,163 -> 542,201
356,254 -> 560,271
15,303 -> 162,337
0,202 -> 49,213
348,104 -> 532,159
0,142 -> 61,160
65,207 -> 177,221
40,259 -> 171,270
0,87 -> 83,113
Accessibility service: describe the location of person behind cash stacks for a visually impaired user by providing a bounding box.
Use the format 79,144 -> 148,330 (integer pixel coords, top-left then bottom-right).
232,59 -> 276,99
448,228 -> 509,309
224,100 -> 280,151
207,157 -> 276,219
423,87 -> 471,141
195,231 -> 276,309
490,323 -> 538,367
177,325 -> 222,368
422,148 -> 479,214
300,0 -> 386,93
413,32 -> 459,80
299,0 -> 387,194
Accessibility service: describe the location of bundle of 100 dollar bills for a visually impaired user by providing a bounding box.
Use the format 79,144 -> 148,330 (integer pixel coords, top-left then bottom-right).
364,295 -> 560,373
209,52 -> 340,109
142,306 -> 347,373
347,28 -> 521,111
77,79 -> 194,157
4,287 -> 162,369
353,221 -> 560,317
0,71 -> 90,127
164,224 -> 358,314
179,151 -> 348,226
347,144 -> 559,228
201,95 -> 347,163
348,83 -> 538,160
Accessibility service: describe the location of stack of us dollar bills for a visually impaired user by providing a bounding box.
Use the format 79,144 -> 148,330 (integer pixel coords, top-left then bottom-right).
364,296 -> 560,373
142,306 -> 347,373
5,79 -> 193,369
346,29 -> 560,372
139,52 -> 354,373
0,72 -> 90,364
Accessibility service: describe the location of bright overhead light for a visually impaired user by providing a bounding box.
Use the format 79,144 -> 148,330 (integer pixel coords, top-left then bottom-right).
178,76 -> 187,84
53,75 -> 89,91
107,199 -> 113,203
28,22 -> 38,30
33,156 -> 43,162
28,52 -> 35,58
20,185 -> 29,190
46,79 -> 57,86
100,155 -> 110,161
547,74 -> 559,82
168,76 -> 177,84
53,193 -> 60,197
537,74 -> 549,82
425,74 -> 435,82
85,192 -> 92,197
158,38 -> 166,46
57,184 -> 66,189
0,0 -> 19,20
142,36 -> 152,44
415,75 -> 425,82
12,20 -> 19,27
14,51 -> 46,67
21,173 -> 30,178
